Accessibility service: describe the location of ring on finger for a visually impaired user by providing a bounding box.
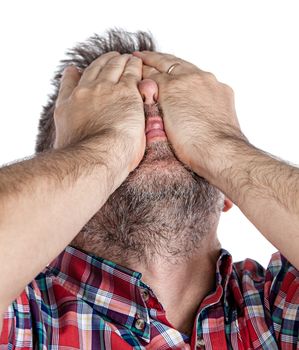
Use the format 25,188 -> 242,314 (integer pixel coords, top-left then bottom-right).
166,63 -> 181,75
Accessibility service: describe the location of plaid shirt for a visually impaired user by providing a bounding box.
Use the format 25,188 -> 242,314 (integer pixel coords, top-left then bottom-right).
1,245 -> 298,349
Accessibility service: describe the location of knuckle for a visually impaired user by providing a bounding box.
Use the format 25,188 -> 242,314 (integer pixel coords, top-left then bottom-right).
92,52 -> 119,65
184,72 -> 204,86
106,62 -> 122,70
53,104 -> 68,125
95,80 -> 112,92
204,71 -> 216,80
72,86 -> 90,100
221,83 -> 234,95
190,72 -> 202,80
122,72 -> 136,82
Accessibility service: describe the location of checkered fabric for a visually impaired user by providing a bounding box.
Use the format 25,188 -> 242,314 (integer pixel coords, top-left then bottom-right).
1,245 -> 298,349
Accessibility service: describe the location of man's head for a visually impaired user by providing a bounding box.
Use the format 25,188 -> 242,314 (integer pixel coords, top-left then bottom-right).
36,29 -> 227,265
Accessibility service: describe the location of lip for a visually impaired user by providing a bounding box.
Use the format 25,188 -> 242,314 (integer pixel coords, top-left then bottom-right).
145,116 -> 165,134
145,116 -> 167,142
146,129 -> 166,138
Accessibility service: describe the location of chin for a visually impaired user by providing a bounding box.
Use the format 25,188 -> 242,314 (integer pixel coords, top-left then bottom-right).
123,158 -> 195,198
113,140 -> 205,201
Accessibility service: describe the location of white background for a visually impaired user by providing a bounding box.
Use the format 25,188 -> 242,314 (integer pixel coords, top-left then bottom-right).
0,0 -> 298,267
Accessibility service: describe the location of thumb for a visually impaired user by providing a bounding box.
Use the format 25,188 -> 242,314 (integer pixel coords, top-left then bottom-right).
56,66 -> 81,105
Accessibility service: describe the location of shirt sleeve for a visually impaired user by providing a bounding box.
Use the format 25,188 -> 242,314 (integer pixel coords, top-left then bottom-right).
0,287 -> 33,349
264,251 -> 299,347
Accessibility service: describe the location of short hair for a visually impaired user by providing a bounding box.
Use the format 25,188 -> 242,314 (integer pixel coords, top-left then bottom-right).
35,29 -> 156,153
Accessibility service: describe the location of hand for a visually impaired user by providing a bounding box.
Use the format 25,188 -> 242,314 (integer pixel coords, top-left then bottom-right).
54,52 -> 145,172
134,51 -> 247,180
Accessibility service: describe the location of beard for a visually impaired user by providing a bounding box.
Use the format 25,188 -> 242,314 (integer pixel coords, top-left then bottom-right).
71,105 -> 223,265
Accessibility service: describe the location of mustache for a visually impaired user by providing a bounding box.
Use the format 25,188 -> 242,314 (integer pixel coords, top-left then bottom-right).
143,103 -> 164,119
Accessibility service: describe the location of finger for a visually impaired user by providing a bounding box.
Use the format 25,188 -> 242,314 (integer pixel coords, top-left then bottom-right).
79,51 -> 120,84
142,64 -> 160,80
133,51 -> 194,74
56,66 -> 81,105
97,54 -> 131,84
120,56 -> 142,84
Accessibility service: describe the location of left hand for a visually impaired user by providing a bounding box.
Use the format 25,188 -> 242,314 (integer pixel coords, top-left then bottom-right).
134,54 -> 299,274
134,51 -> 247,180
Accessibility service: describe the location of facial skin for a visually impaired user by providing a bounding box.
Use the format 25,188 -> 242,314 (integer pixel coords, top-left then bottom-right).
71,80 -> 224,266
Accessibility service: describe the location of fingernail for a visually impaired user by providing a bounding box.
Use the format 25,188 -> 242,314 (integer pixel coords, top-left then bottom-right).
62,65 -> 73,75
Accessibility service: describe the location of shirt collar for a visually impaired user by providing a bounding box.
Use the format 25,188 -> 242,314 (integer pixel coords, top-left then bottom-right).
46,245 -> 150,341
46,245 -> 233,341
216,248 -> 233,289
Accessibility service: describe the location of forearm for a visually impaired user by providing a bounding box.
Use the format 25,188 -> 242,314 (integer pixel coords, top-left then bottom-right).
207,140 -> 299,269
0,139 -> 128,311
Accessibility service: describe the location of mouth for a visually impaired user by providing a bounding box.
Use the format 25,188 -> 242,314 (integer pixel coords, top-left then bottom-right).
145,116 -> 167,142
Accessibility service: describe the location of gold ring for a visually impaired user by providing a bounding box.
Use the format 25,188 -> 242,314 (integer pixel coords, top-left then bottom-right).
166,63 -> 180,75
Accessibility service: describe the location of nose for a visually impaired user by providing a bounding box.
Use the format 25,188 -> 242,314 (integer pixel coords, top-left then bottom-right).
138,79 -> 158,104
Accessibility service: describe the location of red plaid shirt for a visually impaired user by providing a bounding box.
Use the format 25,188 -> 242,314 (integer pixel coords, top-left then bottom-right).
1,245 -> 298,349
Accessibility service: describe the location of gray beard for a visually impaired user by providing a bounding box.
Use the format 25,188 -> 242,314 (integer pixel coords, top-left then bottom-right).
71,140 -> 223,265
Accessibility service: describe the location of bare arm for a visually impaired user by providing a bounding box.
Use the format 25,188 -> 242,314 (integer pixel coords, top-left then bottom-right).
208,140 -> 299,269
135,51 -> 299,269
0,142 -> 127,314
0,52 -> 145,322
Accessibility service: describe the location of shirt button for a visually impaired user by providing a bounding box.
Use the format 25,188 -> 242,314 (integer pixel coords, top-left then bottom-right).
140,288 -> 149,301
196,337 -> 205,348
135,317 -> 146,330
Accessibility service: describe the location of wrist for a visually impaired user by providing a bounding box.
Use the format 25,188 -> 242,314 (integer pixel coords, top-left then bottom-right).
198,138 -> 258,193
64,134 -> 130,194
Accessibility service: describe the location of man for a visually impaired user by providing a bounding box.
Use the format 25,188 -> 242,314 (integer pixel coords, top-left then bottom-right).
0,29 -> 298,349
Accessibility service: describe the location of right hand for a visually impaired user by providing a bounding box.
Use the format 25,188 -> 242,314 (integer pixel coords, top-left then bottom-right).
54,52 -> 145,172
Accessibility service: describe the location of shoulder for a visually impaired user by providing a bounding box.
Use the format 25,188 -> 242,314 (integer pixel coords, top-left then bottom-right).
230,252 -> 299,346
0,286 -> 32,347
232,251 -> 299,298
0,269 -> 50,347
